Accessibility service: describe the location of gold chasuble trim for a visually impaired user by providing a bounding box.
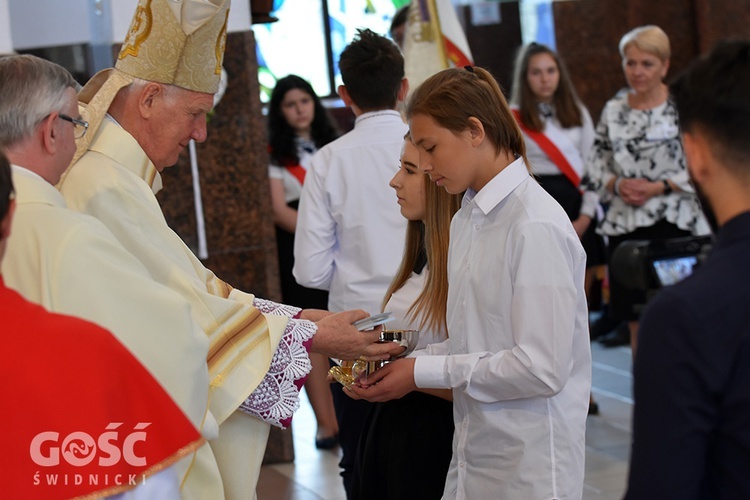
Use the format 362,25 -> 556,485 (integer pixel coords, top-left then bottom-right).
206,274 -> 233,299
204,292 -> 287,424
73,437 -> 205,500
207,307 -> 267,369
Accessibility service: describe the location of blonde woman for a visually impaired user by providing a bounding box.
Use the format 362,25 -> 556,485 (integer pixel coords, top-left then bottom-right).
580,26 -> 710,353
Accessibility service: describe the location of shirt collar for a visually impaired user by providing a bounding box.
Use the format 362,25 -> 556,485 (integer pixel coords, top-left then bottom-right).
464,157 -> 530,215
104,112 -> 122,127
354,109 -> 403,127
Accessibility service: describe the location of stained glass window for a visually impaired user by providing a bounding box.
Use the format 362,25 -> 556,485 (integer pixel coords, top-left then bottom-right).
253,0 -> 409,102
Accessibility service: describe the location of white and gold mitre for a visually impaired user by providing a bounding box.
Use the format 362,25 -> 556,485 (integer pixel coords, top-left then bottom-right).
117,0 -> 229,94
63,0 -> 230,173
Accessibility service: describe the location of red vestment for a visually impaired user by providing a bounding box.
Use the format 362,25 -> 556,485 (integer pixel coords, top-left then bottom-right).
1,277 -> 203,499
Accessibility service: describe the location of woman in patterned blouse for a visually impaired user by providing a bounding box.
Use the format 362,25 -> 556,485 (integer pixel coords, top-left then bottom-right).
579,26 -> 710,354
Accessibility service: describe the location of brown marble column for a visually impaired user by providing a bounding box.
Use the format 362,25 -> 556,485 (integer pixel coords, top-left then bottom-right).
691,0 -> 750,53
157,29 -> 293,464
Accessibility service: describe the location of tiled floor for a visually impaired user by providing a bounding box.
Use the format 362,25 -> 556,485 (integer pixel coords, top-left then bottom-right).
258,341 -> 634,500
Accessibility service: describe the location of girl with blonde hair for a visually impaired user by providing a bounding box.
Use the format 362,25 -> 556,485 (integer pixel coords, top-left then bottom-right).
352,135 -> 461,499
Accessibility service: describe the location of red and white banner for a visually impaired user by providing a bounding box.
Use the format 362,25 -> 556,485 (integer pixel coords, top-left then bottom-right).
403,0 -> 474,90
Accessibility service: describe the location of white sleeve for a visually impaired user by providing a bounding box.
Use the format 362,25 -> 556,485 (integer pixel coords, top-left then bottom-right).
578,106 -> 600,219
579,105 -> 596,164
415,222 -> 583,403
410,338 -> 451,358
293,154 -> 336,290
579,190 -> 600,220
580,106 -> 615,217
238,318 -> 316,428
268,164 -> 284,180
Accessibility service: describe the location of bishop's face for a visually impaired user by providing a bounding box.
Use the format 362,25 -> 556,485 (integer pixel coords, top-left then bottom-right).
56,87 -> 83,180
141,85 -> 214,171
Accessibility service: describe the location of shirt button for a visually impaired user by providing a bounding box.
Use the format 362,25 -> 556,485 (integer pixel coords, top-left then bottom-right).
459,461 -> 465,468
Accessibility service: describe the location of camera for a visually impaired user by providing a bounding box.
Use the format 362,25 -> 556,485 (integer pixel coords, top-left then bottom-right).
609,235 -> 714,313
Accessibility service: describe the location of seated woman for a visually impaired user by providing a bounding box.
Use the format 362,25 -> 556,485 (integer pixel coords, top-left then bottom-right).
350,136 -> 462,500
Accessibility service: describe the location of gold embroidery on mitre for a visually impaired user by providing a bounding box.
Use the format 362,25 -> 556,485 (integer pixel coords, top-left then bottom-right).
214,10 -> 229,75
119,0 -> 154,60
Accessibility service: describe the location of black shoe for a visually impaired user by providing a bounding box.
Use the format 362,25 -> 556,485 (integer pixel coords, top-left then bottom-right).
588,401 -> 600,416
599,322 -> 630,348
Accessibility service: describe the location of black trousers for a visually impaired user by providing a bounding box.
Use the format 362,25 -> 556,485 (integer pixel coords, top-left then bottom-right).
329,374 -> 372,499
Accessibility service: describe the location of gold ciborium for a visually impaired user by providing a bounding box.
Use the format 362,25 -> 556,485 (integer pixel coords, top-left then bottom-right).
329,329 -> 420,388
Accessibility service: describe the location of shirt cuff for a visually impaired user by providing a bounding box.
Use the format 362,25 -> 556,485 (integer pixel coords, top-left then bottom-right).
413,355 -> 449,389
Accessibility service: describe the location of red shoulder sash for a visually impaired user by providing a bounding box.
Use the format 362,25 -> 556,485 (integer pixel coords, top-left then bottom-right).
267,145 -> 307,185
285,165 -> 306,185
512,109 -> 581,189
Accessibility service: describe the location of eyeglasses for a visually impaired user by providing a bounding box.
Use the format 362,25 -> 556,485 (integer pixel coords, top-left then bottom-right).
58,113 -> 89,139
